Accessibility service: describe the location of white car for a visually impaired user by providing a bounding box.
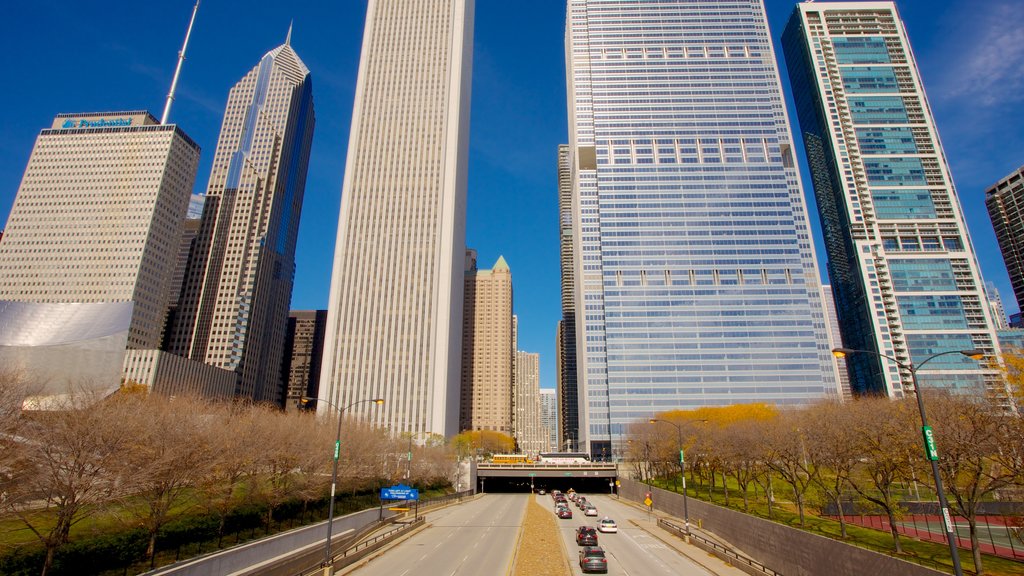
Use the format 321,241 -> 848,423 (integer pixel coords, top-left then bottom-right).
597,518 -> 618,533
584,505 -> 598,516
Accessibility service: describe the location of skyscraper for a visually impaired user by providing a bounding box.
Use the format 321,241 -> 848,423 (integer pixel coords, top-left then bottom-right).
167,34 -> 315,403
556,143 -> 579,452
514,350 -> 544,456
281,310 -> 328,412
822,285 -> 852,400
320,0 -> 474,436
783,1 -> 1003,398
460,251 -> 514,434
565,0 -> 837,457
539,387 -> 558,453
0,111 -> 200,351
986,164 -> 1024,315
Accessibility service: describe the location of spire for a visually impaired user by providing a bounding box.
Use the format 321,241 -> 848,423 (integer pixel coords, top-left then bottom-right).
285,20 -> 293,46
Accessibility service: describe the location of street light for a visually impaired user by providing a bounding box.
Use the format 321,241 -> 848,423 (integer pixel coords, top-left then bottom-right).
831,347 -> 984,576
301,396 -> 384,576
650,418 -> 707,539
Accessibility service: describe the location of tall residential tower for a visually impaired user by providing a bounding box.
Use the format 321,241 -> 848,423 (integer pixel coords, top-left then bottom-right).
565,0 -> 837,457
986,165 -> 1024,316
320,0 -> 474,435
783,2 -> 1002,398
167,35 -> 315,403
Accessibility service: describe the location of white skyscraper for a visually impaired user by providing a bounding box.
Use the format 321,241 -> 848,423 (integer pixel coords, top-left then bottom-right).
320,0 -> 475,435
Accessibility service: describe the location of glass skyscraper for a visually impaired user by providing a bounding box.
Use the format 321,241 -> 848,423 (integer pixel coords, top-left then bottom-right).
566,0 -> 837,457
783,2 -> 1004,399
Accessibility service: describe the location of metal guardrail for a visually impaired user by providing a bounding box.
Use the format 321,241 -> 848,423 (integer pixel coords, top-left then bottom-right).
659,518 -> 781,576
296,517 -> 425,576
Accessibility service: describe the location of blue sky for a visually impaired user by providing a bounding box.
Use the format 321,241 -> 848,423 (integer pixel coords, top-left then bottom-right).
2,1 -> 1022,391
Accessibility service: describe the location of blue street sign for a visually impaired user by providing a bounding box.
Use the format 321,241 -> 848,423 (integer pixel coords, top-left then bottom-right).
380,484 -> 420,501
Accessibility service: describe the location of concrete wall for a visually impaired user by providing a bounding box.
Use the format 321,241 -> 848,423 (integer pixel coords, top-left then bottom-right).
619,479 -> 946,576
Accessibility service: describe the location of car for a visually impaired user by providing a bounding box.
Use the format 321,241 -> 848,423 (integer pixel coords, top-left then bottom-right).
538,489 -> 546,495
597,518 -> 618,533
579,546 -> 608,573
575,525 -> 598,546
557,507 -> 573,519
577,497 -> 588,509
584,505 -> 598,517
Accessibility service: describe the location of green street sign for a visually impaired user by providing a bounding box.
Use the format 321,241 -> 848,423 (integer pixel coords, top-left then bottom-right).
528,473 -> 536,477
679,449 -> 685,465
922,426 -> 939,461
334,440 -> 341,460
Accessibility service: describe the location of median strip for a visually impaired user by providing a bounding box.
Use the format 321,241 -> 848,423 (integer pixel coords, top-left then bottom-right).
510,498 -> 572,576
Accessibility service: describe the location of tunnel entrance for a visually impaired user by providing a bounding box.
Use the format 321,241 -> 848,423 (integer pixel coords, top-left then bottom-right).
477,475 -> 616,495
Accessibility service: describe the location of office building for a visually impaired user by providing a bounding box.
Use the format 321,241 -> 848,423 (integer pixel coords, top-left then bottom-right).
539,387 -> 558,452
822,285 -> 852,400
460,251 -> 514,434
556,143 -> 579,452
986,165 -> 1024,315
783,2 -> 1003,398
514,350 -> 544,456
320,0 -> 474,436
167,35 -> 315,404
565,0 -> 837,457
0,111 -> 199,351
986,282 -> 1010,330
281,310 -> 328,412
1012,313 -> 1023,329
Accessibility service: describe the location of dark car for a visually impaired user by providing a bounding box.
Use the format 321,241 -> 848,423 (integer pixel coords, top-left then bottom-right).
579,546 -> 607,573
576,526 -> 598,546
576,497 -> 588,509
557,506 -> 573,519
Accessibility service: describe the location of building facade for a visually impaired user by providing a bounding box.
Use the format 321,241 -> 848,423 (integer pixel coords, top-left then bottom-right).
556,143 -> 579,452
514,350 -> 544,456
539,387 -> 558,453
822,285 -> 852,400
460,252 -> 514,434
986,165 -> 1024,316
565,0 -> 837,457
320,0 -> 474,436
167,37 -> 315,404
0,111 -> 200,351
783,1 -> 1003,398
281,310 -> 328,412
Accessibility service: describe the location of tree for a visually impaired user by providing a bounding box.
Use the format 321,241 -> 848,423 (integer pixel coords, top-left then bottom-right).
846,397 -> 916,553
719,418 -> 768,512
805,400 -> 860,538
926,391 -> 1017,575
759,411 -> 816,526
449,430 -> 515,459
3,392 -> 137,575
111,395 -> 213,567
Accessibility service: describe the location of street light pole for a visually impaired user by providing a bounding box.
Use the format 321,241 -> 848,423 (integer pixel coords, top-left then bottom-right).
832,347 -> 984,576
302,396 -> 384,576
650,418 -> 689,539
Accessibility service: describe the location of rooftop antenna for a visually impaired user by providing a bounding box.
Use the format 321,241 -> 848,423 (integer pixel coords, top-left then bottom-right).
286,20 -> 293,46
161,1 -> 200,124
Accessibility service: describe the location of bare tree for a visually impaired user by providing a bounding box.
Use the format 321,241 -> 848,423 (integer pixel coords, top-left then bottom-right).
846,397 -> 916,553
760,411 -> 816,526
926,391 -> 1017,575
720,419 -> 768,512
805,400 -> 860,538
3,391 -> 137,575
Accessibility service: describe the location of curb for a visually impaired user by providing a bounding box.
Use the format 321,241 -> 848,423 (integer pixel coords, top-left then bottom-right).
505,498 -> 529,576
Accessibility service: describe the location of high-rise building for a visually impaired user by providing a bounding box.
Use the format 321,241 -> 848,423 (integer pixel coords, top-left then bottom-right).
565,0 -> 837,457
460,251 -> 514,434
514,350 -> 544,456
281,310 -> 328,412
783,2 -> 1003,398
986,164 -> 1024,315
986,282 -> 1010,331
556,143 -> 579,452
822,285 -> 852,400
167,35 -> 315,404
0,111 -> 200,351
320,0 -> 474,436
539,387 -> 558,453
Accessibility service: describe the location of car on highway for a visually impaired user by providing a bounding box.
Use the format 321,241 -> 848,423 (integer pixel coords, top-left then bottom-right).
538,489 -> 546,495
597,518 -> 617,533
575,526 -> 598,546
576,497 -> 588,509
557,506 -> 573,519
579,546 -> 608,573
584,505 -> 598,516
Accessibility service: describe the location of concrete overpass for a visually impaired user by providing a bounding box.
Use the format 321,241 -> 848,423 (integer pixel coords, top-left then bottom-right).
473,461 -> 618,493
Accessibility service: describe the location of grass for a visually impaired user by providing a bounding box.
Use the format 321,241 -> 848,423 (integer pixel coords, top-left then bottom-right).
647,476 -> 1024,576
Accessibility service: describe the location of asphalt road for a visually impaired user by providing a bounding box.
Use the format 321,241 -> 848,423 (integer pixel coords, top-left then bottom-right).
551,493 -> 714,576
349,493 -> 527,576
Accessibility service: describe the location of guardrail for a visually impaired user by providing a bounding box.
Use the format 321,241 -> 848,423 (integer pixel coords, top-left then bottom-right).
659,518 -> 781,576
296,517 -> 426,576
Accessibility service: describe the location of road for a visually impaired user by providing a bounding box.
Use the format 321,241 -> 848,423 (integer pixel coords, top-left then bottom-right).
349,493 -> 526,576
551,493 -> 714,576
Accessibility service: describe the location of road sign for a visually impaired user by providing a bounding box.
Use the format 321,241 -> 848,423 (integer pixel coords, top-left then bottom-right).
615,480 -> 620,487
922,426 -> 939,461
528,473 -> 536,477
380,484 -> 420,501
644,497 -> 653,507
